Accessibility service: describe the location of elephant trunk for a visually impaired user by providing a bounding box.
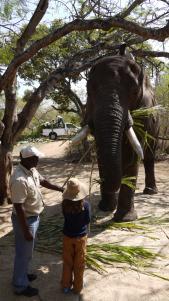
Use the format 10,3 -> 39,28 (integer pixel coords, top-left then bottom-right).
94,103 -> 126,210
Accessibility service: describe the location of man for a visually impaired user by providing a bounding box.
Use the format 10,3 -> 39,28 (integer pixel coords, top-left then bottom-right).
10,145 -> 64,297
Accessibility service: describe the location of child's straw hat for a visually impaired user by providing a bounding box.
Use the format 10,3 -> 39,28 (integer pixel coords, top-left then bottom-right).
63,178 -> 88,201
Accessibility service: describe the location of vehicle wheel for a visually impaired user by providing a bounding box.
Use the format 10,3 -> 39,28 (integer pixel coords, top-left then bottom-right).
49,132 -> 57,140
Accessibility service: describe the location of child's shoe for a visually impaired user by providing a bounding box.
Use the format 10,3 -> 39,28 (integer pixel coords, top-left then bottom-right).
63,287 -> 71,294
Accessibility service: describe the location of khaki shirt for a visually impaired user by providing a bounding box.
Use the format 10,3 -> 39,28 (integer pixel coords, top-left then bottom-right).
10,164 -> 44,217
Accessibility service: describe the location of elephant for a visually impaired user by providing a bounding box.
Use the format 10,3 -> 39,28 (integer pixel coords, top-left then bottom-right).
83,46 -> 159,222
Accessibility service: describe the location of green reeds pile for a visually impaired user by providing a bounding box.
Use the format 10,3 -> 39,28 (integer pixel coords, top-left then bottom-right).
100,221 -> 147,231
138,214 -> 169,225
90,217 -> 149,232
92,212 -> 169,233
86,243 -> 157,273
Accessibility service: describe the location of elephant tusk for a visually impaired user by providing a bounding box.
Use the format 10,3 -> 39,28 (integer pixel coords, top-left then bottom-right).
126,127 -> 144,159
71,125 -> 90,145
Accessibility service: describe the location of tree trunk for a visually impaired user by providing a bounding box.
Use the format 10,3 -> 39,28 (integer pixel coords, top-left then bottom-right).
0,121 -> 5,138
0,143 -> 13,205
0,80 -> 17,205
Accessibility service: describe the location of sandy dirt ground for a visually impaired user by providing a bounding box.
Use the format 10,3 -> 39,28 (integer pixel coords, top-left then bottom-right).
0,140 -> 169,301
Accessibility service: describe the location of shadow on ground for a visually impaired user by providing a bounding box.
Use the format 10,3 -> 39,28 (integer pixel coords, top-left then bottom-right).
1,145 -> 169,300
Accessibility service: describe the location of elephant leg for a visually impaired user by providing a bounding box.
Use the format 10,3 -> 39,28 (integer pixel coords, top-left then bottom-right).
98,185 -> 118,212
143,147 -> 158,195
113,149 -> 139,222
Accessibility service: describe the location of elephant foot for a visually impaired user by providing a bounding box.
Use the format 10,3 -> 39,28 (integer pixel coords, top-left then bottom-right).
143,187 -> 158,195
113,209 -> 137,222
98,200 -> 117,212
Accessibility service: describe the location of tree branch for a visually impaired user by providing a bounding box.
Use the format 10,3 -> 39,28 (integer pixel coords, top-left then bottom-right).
118,0 -> 146,19
132,49 -> 169,58
61,80 -> 85,117
0,121 -> 5,139
1,15 -> 169,92
145,10 -> 169,26
16,0 -> 49,53
52,105 -> 78,114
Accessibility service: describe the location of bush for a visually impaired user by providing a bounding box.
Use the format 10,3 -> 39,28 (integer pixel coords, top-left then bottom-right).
19,125 -> 43,141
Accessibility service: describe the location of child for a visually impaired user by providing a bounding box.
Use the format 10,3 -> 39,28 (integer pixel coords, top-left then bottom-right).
61,177 -> 91,294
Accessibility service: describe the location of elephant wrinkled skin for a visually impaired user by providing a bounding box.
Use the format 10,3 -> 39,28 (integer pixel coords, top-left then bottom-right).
85,51 -> 159,222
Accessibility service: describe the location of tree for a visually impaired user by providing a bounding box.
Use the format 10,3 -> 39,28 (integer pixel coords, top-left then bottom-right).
1,0 -> 169,204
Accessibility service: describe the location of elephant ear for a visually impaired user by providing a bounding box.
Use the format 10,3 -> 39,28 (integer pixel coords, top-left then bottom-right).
133,65 -> 154,107
124,60 -> 145,101
137,66 -> 154,106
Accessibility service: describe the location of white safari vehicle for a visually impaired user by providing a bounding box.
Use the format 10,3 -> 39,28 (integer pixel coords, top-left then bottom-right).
42,119 -> 80,140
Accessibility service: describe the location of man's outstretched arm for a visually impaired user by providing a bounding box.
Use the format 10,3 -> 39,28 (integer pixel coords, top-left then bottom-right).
40,179 -> 64,192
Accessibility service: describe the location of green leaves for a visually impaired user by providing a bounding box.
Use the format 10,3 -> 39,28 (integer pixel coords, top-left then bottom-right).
0,0 -> 27,21
0,44 -> 14,65
131,106 -> 158,148
121,176 -> 136,190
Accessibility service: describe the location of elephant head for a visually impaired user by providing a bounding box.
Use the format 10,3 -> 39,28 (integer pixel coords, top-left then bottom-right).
84,50 -> 146,212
